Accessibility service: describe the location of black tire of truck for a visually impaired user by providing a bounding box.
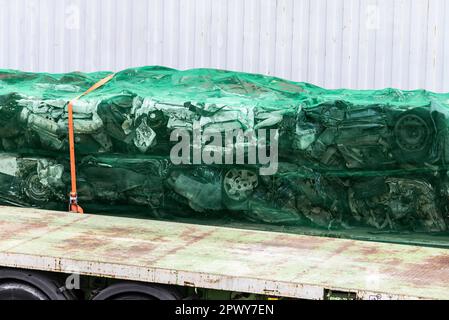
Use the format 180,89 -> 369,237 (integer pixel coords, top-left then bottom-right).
92,281 -> 183,300
0,268 -> 76,300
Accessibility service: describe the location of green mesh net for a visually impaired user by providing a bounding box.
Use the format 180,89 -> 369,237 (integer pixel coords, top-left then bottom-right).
1,66 -> 449,242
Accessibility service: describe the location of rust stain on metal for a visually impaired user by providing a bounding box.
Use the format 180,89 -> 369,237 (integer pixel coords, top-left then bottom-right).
0,219 -> 49,240
56,234 -> 106,252
160,229 -> 216,260
179,228 -> 216,245
96,226 -> 153,237
425,254 -> 449,267
98,227 -> 135,236
55,231 -> 161,260
374,252 -> 449,289
179,226 -> 206,241
89,226 -> 169,243
126,243 -> 157,256
327,242 -> 353,257
357,246 -> 381,256
263,234 -> 328,250
387,265 -> 446,288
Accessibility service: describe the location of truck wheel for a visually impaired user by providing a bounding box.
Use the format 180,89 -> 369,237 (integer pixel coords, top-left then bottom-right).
0,268 -> 75,300
0,282 -> 49,300
92,282 -> 182,300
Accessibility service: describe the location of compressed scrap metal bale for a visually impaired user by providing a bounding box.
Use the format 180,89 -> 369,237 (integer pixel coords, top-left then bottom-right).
0,66 -> 448,232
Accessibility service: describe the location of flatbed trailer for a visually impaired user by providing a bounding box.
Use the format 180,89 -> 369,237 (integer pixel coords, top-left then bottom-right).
0,206 -> 449,300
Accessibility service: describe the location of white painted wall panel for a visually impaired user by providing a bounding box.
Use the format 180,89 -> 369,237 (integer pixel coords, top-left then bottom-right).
0,0 -> 448,92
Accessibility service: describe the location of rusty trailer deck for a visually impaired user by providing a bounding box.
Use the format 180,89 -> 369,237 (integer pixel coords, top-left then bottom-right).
0,206 -> 449,300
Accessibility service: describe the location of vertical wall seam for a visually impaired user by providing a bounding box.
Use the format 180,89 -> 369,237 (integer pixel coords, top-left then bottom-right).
305,0 -> 311,80
322,0 -> 328,87
424,0 -> 430,89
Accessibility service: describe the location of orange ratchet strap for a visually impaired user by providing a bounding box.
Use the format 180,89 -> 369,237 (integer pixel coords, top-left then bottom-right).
67,73 -> 115,213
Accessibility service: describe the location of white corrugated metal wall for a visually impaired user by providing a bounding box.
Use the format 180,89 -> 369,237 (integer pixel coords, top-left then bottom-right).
0,0 -> 448,92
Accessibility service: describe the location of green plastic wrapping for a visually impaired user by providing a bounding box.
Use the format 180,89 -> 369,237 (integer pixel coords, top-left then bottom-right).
1,66 -> 449,236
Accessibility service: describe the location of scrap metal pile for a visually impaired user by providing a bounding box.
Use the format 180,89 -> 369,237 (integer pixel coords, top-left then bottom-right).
1,66 -> 449,232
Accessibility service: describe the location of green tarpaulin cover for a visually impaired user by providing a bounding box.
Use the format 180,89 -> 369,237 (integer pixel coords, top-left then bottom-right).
1,66 -> 449,234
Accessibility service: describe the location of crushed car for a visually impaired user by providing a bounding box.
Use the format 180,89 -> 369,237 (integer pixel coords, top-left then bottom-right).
0,66 -> 448,232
